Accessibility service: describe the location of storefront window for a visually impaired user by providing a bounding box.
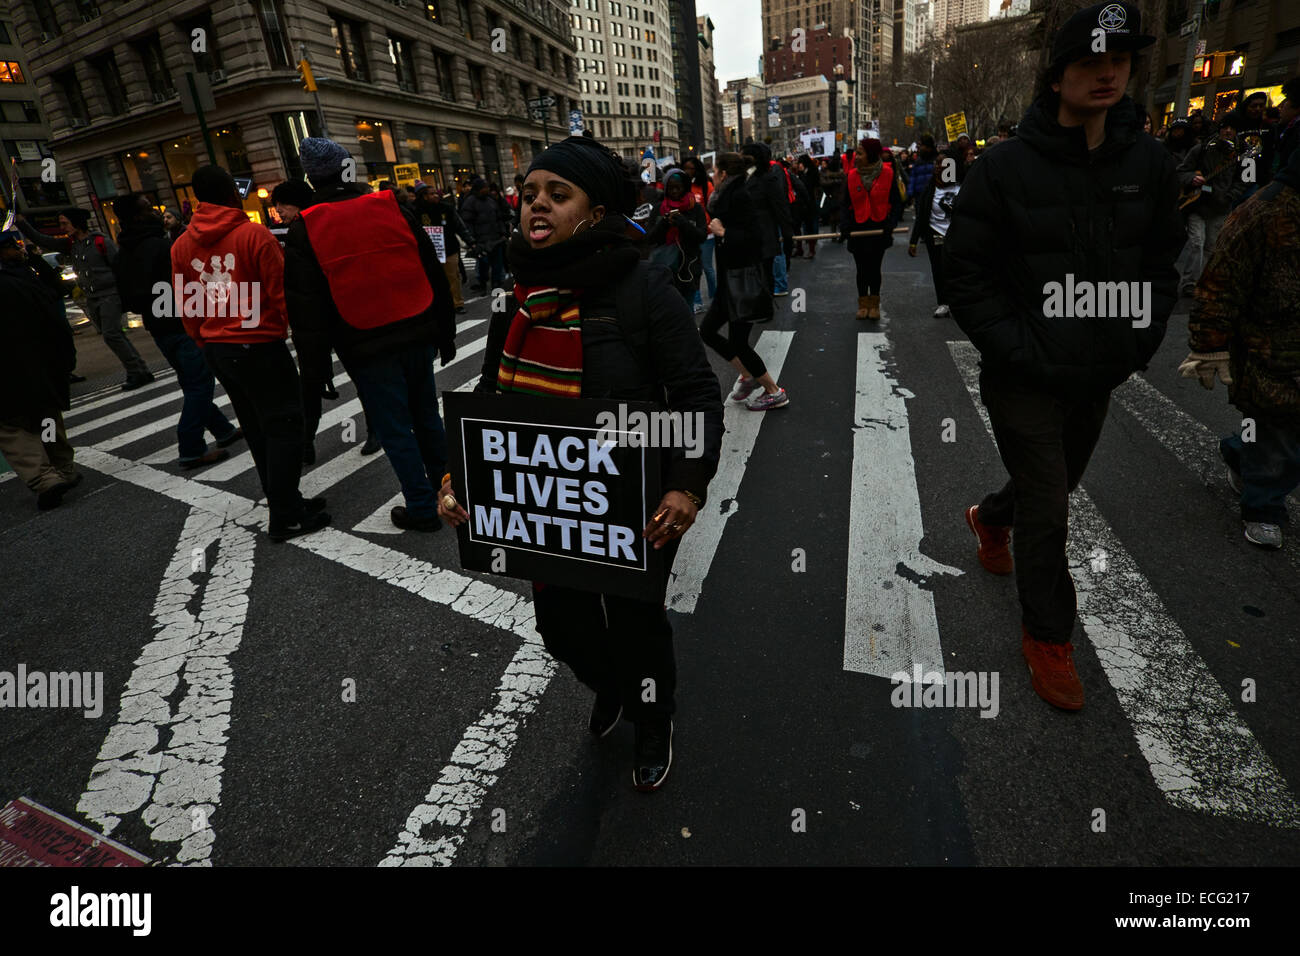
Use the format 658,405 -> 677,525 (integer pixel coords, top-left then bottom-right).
403,123 -> 445,192
442,129 -> 474,183
273,112 -> 321,180
1212,90 -> 1239,121
355,118 -> 397,183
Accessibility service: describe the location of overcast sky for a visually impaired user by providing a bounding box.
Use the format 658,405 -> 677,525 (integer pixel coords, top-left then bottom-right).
696,1 -> 1006,87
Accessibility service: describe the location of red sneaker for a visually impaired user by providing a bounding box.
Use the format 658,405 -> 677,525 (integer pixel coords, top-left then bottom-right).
965,505 -> 1013,575
1021,629 -> 1084,711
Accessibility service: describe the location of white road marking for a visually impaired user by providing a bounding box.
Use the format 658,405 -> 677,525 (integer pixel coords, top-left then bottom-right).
100,393 -> 235,453
845,333 -> 963,678
78,506 -> 255,866
74,447 -> 546,865
66,387 -> 190,440
948,341 -> 1300,827
665,331 -> 794,613
68,371 -> 178,416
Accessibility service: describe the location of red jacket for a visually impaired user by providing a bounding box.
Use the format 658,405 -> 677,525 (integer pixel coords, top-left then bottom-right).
170,203 -> 288,345
843,158 -> 894,225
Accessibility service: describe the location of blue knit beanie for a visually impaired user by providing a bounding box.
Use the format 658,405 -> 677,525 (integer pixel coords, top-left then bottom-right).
299,137 -> 350,184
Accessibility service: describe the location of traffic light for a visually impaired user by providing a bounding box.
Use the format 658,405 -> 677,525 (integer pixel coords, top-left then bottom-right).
297,58 -> 317,92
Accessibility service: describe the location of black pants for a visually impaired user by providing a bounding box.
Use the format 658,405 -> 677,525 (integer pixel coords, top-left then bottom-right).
699,274 -> 767,379
923,229 -> 946,304
204,341 -> 307,527
850,239 -> 886,295
532,540 -> 680,722
975,369 -> 1110,644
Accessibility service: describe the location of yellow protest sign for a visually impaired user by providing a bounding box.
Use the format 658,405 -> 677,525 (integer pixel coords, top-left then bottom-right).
944,112 -> 968,141
393,163 -> 421,187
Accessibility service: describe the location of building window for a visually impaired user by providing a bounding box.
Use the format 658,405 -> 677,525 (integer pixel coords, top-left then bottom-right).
272,111 -> 321,179
55,70 -> 89,124
0,61 -> 24,84
253,0 -> 292,68
425,1 -> 441,24
73,0 -> 100,21
332,15 -> 369,82
91,54 -> 129,113
181,11 -> 224,77
20,100 -> 40,122
389,35 -> 416,91
31,1 -> 58,37
355,117 -> 397,180
433,50 -> 455,99
457,0 -> 474,40
133,35 -> 175,99
469,64 -> 485,103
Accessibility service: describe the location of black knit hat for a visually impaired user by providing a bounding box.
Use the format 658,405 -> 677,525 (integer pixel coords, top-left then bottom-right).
528,135 -> 633,215
271,179 -> 315,208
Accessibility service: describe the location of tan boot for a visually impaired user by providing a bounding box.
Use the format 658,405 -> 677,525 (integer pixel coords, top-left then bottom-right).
856,295 -> 870,320
866,294 -> 881,320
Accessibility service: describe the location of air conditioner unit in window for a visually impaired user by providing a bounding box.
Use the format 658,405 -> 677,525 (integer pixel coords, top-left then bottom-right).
209,69 -> 226,83
152,91 -> 167,103
81,10 -> 99,24
69,117 -> 87,128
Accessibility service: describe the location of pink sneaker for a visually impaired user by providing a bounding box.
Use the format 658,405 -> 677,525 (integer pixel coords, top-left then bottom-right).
729,375 -> 762,403
747,387 -> 789,410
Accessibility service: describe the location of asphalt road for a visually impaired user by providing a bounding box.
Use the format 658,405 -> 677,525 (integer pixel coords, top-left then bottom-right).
2,234 -> 1297,868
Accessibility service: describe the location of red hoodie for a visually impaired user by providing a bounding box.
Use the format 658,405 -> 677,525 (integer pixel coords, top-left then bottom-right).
170,203 -> 288,345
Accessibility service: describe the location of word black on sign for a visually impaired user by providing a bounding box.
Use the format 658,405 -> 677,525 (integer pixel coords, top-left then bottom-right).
444,393 -> 664,602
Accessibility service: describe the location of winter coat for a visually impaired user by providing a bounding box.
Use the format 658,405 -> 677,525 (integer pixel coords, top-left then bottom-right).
113,218 -> 183,336
284,182 -> 456,371
741,146 -> 792,257
943,94 -> 1185,398
460,192 -> 512,252
799,164 -> 821,212
1177,138 -> 1241,215
908,160 -> 935,201
17,220 -> 118,299
708,173 -> 763,271
840,160 -> 896,251
0,259 -> 76,425
475,251 -> 723,506
1187,176 -> 1300,421
170,203 -> 288,346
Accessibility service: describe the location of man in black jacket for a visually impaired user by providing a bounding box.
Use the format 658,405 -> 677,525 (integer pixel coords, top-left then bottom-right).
284,138 -> 457,532
0,230 -> 81,509
413,182 -> 473,313
740,141 -> 793,295
111,194 -> 241,469
945,1 -> 1184,712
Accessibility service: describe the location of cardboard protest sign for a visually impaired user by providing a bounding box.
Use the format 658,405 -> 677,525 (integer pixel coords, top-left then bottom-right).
444,393 -> 665,602
944,112 -> 969,141
424,224 -> 446,263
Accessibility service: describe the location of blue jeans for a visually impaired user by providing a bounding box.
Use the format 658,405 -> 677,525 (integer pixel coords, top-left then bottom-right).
476,244 -> 507,290
348,344 -> 448,519
1221,420 -> 1300,525
694,236 -> 717,306
152,331 -> 236,460
772,235 -> 788,294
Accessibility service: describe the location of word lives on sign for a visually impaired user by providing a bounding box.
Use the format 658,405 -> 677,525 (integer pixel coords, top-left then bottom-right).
444,393 -> 664,601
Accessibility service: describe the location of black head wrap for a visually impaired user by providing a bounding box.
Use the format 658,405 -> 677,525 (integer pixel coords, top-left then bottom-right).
527,136 -> 632,216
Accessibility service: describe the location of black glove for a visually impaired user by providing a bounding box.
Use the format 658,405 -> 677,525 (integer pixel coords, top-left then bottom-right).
321,378 -> 339,400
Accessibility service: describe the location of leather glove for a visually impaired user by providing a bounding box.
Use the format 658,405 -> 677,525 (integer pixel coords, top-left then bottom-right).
1178,351 -> 1233,390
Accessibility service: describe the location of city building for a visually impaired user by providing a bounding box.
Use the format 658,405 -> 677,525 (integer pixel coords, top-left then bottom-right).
669,0 -> 704,155
931,0 -> 986,38
570,0 -> 680,162
0,12 -> 66,231
761,0 -> 872,128
697,14 -> 723,153
765,73 -> 852,157
1148,0 -> 1300,130
722,76 -> 766,148
12,0 -> 578,236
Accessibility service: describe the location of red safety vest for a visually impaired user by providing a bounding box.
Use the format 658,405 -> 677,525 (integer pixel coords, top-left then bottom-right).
845,162 -> 893,225
300,191 -> 432,329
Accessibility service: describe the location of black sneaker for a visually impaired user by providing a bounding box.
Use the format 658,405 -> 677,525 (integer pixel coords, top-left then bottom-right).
589,692 -> 622,739
360,435 -> 382,456
632,718 -> 673,792
390,506 -> 441,532
268,511 -> 331,542
302,496 -> 327,515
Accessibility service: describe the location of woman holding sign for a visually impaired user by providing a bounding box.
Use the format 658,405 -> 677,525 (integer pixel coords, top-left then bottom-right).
439,135 -> 723,792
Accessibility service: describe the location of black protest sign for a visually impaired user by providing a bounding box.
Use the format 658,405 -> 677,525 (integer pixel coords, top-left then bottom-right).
443,392 -> 664,602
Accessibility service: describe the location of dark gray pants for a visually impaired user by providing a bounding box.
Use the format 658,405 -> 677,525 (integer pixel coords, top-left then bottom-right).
86,294 -> 150,378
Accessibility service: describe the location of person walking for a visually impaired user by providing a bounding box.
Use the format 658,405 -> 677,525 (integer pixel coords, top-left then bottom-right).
739,142 -> 792,297
839,137 -> 896,320
111,194 -> 242,470
1182,146 -> 1300,549
0,229 -> 81,510
17,208 -> 154,390
413,182 -> 474,314
172,165 -> 330,542
646,168 -> 707,306
908,149 -> 966,318
460,177 -> 511,294
792,154 -> 822,260
944,1 -> 1184,711
681,156 -> 716,313
701,152 -> 789,411
440,134 -> 723,791
285,137 -> 458,533
1177,118 -> 1241,296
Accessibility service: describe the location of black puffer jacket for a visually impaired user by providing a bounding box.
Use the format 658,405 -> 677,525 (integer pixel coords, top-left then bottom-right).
113,218 -> 183,336
0,259 -> 75,426
708,173 -> 763,270
944,95 -> 1185,397
741,143 -> 792,258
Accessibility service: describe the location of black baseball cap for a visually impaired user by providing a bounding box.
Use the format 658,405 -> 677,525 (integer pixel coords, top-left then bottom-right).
1051,2 -> 1155,68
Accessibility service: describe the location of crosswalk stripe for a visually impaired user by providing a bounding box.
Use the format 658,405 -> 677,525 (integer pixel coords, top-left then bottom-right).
665,331 -> 794,614
66,386 -> 189,440
948,340 -> 1300,828
67,371 -> 178,417
845,333 -> 963,678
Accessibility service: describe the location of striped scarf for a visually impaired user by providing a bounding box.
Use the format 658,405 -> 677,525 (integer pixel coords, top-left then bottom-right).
496,285 -> 584,398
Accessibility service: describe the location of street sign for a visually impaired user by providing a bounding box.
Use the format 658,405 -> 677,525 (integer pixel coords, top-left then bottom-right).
1180,20 -> 1197,38
944,111 -> 969,141
178,70 -> 216,115
527,95 -> 556,109
569,109 -> 583,135
393,163 -> 420,188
